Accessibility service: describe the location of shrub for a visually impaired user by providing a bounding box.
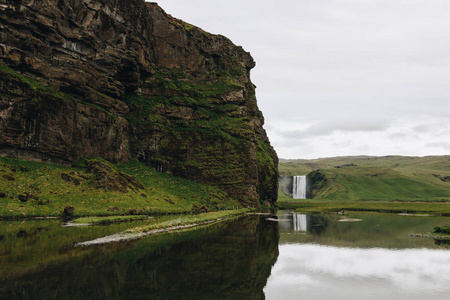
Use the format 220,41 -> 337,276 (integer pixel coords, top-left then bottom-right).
433,225 -> 450,235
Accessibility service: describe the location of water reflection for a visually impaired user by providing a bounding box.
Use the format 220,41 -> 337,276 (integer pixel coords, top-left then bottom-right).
264,211 -> 450,300
0,216 -> 279,300
3,212 -> 450,299
264,244 -> 450,300
277,212 -> 450,249
278,212 -> 328,235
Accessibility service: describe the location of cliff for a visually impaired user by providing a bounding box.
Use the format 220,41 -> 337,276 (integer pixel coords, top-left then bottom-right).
0,0 -> 278,206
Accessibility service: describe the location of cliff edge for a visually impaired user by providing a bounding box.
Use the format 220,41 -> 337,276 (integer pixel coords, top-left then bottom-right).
0,0 -> 278,207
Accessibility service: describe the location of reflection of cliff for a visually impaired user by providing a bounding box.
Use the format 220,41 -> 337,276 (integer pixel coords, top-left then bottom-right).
0,216 -> 279,299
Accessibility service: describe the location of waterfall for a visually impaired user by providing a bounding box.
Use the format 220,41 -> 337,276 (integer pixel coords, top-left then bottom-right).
293,213 -> 308,231
292,175 -> 307,199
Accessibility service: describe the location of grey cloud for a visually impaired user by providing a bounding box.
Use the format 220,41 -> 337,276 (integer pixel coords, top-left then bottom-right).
389,133 -> 409,140
303,119 -> 391,138
412,124 -> 437,134
426,142 -> 450,149
276,118 -> 390,141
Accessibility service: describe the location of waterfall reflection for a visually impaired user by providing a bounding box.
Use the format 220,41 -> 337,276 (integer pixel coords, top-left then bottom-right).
279,213 -> 328,234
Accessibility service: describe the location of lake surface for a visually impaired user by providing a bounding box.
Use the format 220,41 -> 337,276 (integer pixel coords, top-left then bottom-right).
1,212 -> 450,299
265,212 -> 450,300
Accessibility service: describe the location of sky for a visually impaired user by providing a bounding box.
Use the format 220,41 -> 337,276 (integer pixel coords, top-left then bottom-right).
154,0 -> 450,159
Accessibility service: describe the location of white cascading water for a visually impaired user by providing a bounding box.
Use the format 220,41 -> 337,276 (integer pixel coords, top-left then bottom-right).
293,213 -> 308,231
292,175 -> 307,199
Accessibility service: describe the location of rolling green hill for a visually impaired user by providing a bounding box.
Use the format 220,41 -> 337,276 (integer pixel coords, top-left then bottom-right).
279,156 -> 450,201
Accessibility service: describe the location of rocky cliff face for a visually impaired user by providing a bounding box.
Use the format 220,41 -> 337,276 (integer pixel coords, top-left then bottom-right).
0,0 -> 278,206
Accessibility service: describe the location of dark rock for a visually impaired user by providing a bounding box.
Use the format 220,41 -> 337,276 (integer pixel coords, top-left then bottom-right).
61,173 -> 82,185
86,159 -> 144,193
16,230 -> 27,238
0,192 -> 6,198
18,192 -> 38,202
2,174 -> 15,181
60,173 -> 72,182
334,163 -> 358,169
18,194 -> 29,202
192,204 -> 210,214
63,206 -> 75,216
164,198 -> 175,205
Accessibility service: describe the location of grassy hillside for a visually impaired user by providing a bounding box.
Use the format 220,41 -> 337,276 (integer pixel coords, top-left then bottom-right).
0,157 -> 242,218
279,156 -> 450,201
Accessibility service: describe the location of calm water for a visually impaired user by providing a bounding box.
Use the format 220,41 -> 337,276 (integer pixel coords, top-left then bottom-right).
1,212 -> 450,299
265,212 -> 450,300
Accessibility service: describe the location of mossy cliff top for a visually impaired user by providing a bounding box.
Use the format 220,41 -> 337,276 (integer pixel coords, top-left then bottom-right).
0,0 -> 278,207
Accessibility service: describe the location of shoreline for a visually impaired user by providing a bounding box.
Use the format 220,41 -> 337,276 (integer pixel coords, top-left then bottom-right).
74,209 -> 251,247
277,201 -> 450,216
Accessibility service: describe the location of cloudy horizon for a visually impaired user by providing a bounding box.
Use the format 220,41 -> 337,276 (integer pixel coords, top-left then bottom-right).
155,0 -> 450,159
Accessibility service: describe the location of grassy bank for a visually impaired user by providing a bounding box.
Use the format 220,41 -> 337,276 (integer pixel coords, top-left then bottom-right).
124,209 -> 250,234
278,200 -> 450,215
0,157 -> 242,218
75,209 -> 251,246
71,215 -> 151,225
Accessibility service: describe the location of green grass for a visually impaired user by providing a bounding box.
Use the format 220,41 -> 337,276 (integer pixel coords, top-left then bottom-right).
278,200 -> 450,215
0,157 -> 242,218
125,209 -> 250,233
72,215 -> 151,225
279,156 -> 450,201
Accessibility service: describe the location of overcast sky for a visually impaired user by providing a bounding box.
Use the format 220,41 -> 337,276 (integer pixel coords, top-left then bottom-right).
155,0 -> 450,159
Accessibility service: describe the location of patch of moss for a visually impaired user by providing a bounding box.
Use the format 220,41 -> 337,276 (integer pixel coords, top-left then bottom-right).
256,139 -> 278,203
0,62 -> 66,99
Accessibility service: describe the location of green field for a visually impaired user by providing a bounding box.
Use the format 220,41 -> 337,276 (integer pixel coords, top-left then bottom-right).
279,156 -> 450,202
278,156 -> 450,214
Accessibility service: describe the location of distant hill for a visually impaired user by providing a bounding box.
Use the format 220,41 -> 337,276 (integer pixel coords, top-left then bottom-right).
279,156 -> 450,201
